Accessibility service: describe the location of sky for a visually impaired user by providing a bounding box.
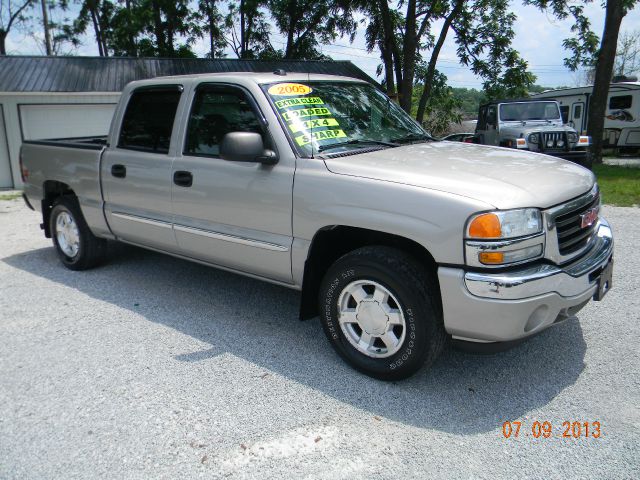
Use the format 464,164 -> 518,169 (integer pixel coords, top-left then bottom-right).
5,1 -> 640,90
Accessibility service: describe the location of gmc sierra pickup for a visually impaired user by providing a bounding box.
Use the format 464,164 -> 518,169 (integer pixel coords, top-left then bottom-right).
20,72 -> 614,380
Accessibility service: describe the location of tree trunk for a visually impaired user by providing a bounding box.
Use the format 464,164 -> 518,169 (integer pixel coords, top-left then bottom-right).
41,0 -> 53,56
378,0 -> 403,100
380,42 -> 396,98
90,9 -> 104,57
399,0 -> 417,113
125,0 -> 137,56
415,0 -> 463,123
151,1 -> 167,55
0,30 -> 6,55
588,0 -> 625,164
284,1 -> 298,59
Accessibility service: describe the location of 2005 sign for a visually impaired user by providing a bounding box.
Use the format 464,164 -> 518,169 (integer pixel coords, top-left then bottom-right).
502,420 -> 602,439
267,83 -> 313,96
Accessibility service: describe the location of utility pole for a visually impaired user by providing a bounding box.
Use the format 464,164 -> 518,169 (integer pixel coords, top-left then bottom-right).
40,0 -> 52,55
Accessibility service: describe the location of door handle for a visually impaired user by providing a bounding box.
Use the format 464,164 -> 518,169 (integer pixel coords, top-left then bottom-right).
173,170 -> 193,187
111,164 -> 126,178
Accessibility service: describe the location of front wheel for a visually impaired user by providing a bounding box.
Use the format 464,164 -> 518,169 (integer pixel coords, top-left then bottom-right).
50,196 -> 106,270
318,246 -> 446,381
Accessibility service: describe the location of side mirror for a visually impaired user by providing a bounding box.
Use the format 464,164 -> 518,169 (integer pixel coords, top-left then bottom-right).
219,132 -> 278,165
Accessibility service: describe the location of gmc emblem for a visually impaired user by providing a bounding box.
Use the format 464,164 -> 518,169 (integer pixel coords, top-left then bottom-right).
580,207 -> 599,228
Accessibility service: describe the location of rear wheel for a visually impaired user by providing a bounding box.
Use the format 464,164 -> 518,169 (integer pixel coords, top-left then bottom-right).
318,246 -> 446,380
50,196 -> 106,270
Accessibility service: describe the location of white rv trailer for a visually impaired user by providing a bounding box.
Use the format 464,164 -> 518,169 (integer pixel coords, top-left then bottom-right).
532,81 -> 640,153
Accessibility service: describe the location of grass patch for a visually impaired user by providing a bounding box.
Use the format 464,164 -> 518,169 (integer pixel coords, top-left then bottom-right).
593,164 -> 640,207
0,192 -> 22,201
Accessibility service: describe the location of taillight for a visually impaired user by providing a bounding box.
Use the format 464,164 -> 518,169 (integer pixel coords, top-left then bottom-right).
19,150 -> 29,182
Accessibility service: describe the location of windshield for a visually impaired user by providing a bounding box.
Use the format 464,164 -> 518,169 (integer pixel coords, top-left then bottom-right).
499,102 -> 561,122
262,81 -> 428,156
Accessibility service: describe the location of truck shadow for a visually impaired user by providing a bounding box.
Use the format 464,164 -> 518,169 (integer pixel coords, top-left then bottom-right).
3,243 -> 587,435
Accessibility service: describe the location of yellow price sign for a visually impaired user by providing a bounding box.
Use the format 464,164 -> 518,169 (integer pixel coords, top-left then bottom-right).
288,118 -> 340,133
282,107 -> 331,121
268,83 -> 313,96
295,129 -> 347,146
274,97 -> 324,109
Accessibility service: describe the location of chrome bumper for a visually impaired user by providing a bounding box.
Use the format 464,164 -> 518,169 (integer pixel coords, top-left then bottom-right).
437,218 -> 613,343
464,219 -> 613,300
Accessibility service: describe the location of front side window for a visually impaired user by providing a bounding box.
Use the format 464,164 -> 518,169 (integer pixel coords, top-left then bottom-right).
560,105 -> 569,123
184,86 -> 265,157
262,81 -> 427,156
609,95 -> 632,110
118,87 -> 182,153
499,102 -> 561,121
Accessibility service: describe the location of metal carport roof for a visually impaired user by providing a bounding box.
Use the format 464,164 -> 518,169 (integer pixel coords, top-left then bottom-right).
0,56 -> 379,93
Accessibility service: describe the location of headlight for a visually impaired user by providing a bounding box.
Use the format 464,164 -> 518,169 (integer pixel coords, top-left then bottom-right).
567,132 -> 578,143
528,133 -> 539,144
465,209 -> 545,267
467,208 -> 542,239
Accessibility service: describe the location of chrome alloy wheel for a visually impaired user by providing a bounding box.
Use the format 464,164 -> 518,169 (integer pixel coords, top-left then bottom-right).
337,280 -> 406,358
55,211 -> 80,258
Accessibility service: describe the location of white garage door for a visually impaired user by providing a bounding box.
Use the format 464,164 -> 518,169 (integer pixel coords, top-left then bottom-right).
0,106 -> 12,188
19,103 -> 117,140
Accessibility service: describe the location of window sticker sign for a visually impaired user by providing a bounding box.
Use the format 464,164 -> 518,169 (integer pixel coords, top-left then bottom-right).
267,83 -> 313,96
282,107 -> 331,121
274,97 -> 324,109
266,85 -> 348,150
288,118 -> 340,133
295,129 -> 347,146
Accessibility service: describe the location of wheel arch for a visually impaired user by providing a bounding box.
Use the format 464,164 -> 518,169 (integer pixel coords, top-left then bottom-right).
299,225 -> 440,320
41,180 -> 76,238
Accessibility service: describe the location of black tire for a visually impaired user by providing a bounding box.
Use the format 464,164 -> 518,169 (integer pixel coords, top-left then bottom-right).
49,196 -> 107,270
318,246 -> 447,381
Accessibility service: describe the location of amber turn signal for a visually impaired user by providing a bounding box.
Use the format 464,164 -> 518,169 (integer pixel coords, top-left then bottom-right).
478,252 -> 505,264
468,213 -> 501,238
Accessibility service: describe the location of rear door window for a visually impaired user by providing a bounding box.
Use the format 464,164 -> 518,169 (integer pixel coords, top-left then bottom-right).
118,87 -> 182,153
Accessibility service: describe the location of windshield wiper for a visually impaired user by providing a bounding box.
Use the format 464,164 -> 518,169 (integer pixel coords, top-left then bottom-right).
391,132 -> 434,144
317,139 -> 398,152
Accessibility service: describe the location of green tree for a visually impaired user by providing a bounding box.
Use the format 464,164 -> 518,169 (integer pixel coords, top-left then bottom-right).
195,0 -> 226,58
75,0 -> 115,56
225,0 -> 273,59
0,0 -> 33,55
267,0 -> 357,59
362,1 -> 534,118
412,70 -> 463,136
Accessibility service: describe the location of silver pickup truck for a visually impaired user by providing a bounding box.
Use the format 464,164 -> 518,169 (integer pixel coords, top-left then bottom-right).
20,72 -> 614,380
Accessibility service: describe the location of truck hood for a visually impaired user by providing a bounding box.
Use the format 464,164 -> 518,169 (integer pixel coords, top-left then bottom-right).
500,122 -> 575,138
322,141 -> 595,209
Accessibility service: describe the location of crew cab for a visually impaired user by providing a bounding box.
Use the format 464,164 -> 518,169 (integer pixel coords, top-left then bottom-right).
20,72 -> 614,380
475,99 -> 592,167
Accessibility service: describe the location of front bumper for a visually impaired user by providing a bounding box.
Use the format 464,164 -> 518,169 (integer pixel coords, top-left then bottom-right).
438,219 -> 613,343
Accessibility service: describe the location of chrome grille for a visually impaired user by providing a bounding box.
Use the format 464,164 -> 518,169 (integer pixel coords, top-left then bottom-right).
541,132 -> 567,151
554,193 -> 600,255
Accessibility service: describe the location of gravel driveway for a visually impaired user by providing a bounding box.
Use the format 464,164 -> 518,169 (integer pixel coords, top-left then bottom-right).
1,199 -> 638,479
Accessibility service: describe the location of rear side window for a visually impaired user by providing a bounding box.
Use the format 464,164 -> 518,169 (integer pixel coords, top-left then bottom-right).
609,95 -> 632,110
118,88 -> 182,153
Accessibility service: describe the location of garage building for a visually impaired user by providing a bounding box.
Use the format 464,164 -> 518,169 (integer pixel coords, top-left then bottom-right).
0,56 -> 375,189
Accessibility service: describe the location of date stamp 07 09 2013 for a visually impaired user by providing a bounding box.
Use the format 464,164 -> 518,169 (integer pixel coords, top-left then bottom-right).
502,421 -> 602,439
